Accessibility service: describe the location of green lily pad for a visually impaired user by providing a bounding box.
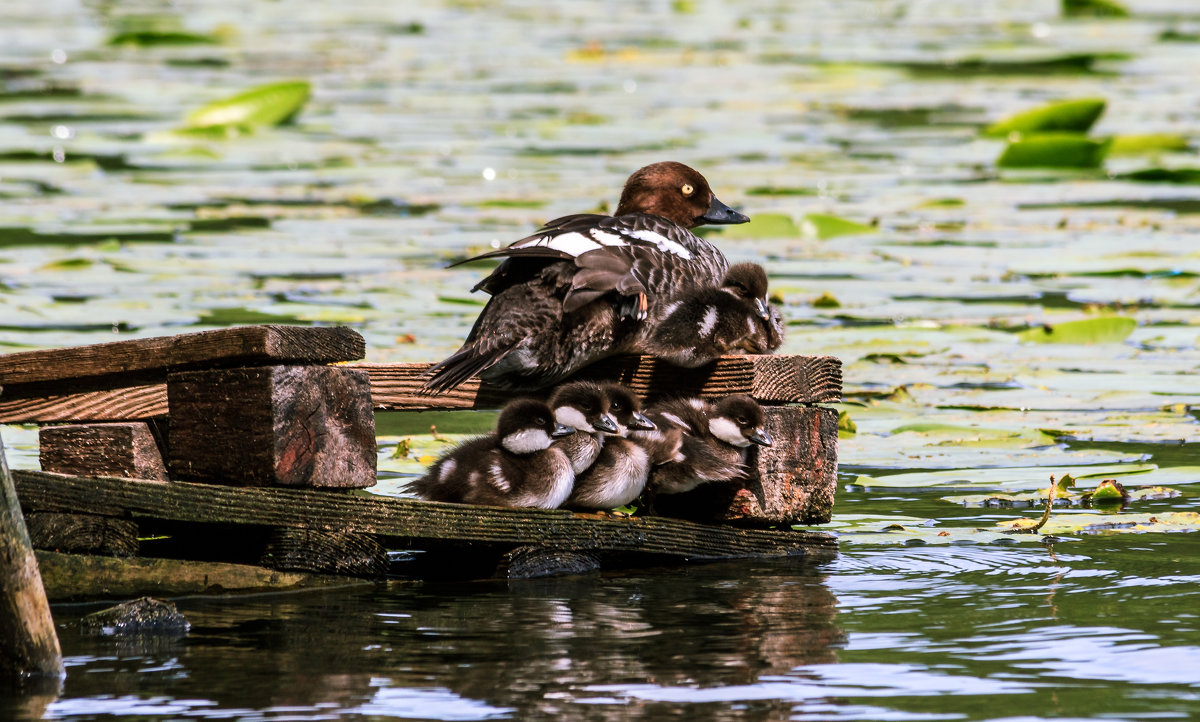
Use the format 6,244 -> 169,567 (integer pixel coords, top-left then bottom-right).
1016,316 -> 1136,344
109,31 -> 222,47
983,98 -> 1106,138
855,463 -> 1158,490
997,133 -> 1112,169
943,485 -> 1180,508
800,213 -> 875,240
998,512 -> 1200,536
837,410 -> 856,434
1117,168 -> 1200,184
717,212 -> 800,239
1062,0 -> 1130,18
1108,134 -> 1190,156
184,80 -> 311,131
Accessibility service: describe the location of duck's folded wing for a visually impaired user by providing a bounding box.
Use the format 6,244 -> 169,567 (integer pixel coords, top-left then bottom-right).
455,213 -> 704,308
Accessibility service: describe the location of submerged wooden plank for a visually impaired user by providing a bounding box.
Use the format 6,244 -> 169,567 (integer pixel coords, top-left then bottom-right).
0,326 -> 365,387
35,551 -> 364,602
12,471 -> 837,561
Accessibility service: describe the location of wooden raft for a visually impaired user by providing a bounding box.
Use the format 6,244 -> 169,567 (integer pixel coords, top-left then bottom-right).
0,325 -> 842,589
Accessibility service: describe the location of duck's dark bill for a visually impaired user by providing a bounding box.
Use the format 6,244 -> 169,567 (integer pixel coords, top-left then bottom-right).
698,196 -> 750,225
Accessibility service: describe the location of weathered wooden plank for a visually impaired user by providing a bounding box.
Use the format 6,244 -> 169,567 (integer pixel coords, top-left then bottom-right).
168,366 -> 377,488
25,512 -> 139,557
0,432 -> 63,683
0,325 -> 365,387
34,551 -> 365,602
0,380 -> 165,423
0,354 -> 842,423
362,354 -> 842,411
12,471 -> 837,561
652,407 -> 839,526
260,529 -> 389,578
39,422 -> 168,480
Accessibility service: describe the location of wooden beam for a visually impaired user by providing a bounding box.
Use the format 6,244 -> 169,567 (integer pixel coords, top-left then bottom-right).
168,366 -> 377,488
12,471 -> 837,561
0,325 -> 365,386
0,354 -> 842,423
362,354 -> 842,411
0,433 -> 63,683
34,551 -> 365,602
39,422 -> 168,480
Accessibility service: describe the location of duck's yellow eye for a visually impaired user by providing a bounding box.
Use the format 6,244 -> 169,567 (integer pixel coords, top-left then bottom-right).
681,183 -> 694,196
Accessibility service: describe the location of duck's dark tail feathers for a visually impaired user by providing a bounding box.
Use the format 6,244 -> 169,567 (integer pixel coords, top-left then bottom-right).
420,342 -> 513,395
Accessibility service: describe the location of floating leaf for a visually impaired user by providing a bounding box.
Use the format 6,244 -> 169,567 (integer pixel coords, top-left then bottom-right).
800,213 -> 875,240
1062,0 -> 1130,18
943,485 -> 1179,508
918,197 -> 965,208
812,291 -> 841,308
996,512 -> 1200,536
997,133 -> 1111,169
983,97 -> 1106,138
38,258 -> 94,271
184,80 -> 311,131
1108,134 -> 1190,156
1016,316 -> 1136,344
1116,168 -> 1200,184
109,31 -> 221,47
837,410 -> 857,434
855,463 -> 1157,490
717,212 -> 800,239
1088,479 -> 1128,505
745,186 -> 815,197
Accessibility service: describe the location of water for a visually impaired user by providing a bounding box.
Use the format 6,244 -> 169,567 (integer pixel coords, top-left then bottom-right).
3,0 -> 1200,718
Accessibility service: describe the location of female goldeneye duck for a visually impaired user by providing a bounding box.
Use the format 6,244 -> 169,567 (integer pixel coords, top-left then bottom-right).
638,263 -> 783,367
565,383 -> 668,511
633,394 -> 772,500
422,161 -> 750,393
405,398 -> 576,509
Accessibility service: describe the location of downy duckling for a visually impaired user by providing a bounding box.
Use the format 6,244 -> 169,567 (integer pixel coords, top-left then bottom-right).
640,263 -> 782,367
635,394 -> 773,499
547,380 -> 622,476
406,398 -> 576,509
564,383 -> 670,510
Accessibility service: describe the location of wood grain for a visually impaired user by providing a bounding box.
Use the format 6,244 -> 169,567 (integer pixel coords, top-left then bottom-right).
168,366 -> 377,488
35,551 -> 362,602
363,354 -> 842,411
0,325 -> 365,387
0,354 -> 842,423
12,471 -> 837,561
39,422 -> 168,481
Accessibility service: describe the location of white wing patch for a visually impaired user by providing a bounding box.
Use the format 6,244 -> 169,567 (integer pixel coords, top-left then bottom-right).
508,225 -> 692,260
627,229 -> 693,259
698,306 -> 718,337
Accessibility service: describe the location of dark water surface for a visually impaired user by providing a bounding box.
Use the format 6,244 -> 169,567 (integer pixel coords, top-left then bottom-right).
2,0 -> 1200,718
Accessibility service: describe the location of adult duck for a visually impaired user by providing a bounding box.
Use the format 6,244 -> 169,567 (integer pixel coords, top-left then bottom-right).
422,161 -> 748,392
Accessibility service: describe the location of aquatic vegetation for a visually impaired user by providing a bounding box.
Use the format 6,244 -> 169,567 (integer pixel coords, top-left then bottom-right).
983,97 -> 1107,138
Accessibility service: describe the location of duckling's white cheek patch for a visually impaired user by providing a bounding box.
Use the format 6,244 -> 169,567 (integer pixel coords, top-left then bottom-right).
709,417 -> 750,447
555,407 -> 590,431
627,229 -> 693,259
501,429 -> 553,454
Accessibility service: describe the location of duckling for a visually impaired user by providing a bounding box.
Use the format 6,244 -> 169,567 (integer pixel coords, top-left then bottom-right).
564,383 -> 671,511
422,161 -> 750,393
547,380 -> 620,476
635,394 -> 773,499
406,398 -> 576,509
639,263 -> 783,367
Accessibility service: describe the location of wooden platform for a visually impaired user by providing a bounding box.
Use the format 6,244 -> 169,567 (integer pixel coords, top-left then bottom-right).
13,471 -> 836,584
0,325 -> 842,592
